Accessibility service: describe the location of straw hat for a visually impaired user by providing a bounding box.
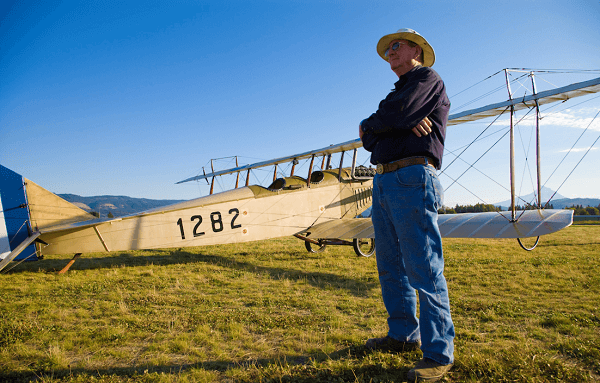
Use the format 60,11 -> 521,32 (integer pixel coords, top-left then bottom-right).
376,28 -> 435,67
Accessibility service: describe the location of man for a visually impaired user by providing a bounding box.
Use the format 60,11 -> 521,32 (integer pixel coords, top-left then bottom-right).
359,28 -> 454,382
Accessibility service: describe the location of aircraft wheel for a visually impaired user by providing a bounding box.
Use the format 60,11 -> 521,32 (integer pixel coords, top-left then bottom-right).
305,240 -> 327,253
353,238 -> 375,257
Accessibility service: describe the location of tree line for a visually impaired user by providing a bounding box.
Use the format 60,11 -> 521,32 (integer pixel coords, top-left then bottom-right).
439,203 -> 501,214
564,204 -> 600,216
439,203 -> 600,215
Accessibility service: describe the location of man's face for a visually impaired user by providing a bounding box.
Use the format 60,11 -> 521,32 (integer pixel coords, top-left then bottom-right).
386,39 -> 420,75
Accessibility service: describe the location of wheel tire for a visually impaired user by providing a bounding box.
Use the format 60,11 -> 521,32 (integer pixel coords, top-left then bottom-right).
353,238 -> 375,257
305,240 -> 327,253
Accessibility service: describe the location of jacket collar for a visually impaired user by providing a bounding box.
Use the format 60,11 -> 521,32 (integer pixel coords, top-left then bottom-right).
394,65 -> 423,89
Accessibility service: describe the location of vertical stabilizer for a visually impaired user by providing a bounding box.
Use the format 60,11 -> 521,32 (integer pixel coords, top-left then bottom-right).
0,165 -> 37,262
24,178 -> 95,231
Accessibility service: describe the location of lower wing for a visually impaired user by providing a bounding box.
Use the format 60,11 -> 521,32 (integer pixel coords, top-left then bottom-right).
300,209 -> 573,239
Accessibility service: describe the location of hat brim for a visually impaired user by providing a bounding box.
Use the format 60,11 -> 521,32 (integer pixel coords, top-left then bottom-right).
377,32 -> 435,67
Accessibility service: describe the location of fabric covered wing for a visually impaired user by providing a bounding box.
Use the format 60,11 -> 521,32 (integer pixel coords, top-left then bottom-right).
301,209 -> 573,239
300,218 -> 375,239
438,209 -> 573,238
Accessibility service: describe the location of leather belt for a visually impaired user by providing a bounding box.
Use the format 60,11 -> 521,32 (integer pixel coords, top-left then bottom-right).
376,157 -> 436,175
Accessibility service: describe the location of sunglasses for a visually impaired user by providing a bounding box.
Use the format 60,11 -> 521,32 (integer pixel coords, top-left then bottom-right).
384,41 -> 407,58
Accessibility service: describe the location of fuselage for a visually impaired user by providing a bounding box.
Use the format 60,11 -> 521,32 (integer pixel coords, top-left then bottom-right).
37,168 -> 373,255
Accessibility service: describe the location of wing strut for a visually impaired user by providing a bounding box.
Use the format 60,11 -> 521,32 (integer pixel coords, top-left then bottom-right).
307,155 -> 315,187
504,70 -> 545,222
532,73 -> 542,208
505,69 -> 517,221
338,151 -> 345,181
235,156 -> 240,188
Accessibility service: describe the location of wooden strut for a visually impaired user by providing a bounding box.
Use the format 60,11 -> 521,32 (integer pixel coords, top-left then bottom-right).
58,253 -> 82,274
94,226 -> 110,252
210,159 -> 215,195
338,151 -> 345,181
235,156 -> 240,189
290,159 -> 297,176
307,155 -> 315,188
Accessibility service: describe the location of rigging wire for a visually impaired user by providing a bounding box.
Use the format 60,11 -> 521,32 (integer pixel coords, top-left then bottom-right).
541,109 -> 599,196
0,249 -> 40,274
443,106 -> 535,200
515,103 -> 542,208
441,108 -> 509,174
442,146 -> 509,193
443,128 -> 509,192
508,93 -> 600,211
449,69 -> 504,98
450,68 -> 600,115
541,94 -> 600,121
506,72 -> 532,99
445,69 -> 599,216
438,173 -> 510,221
451,72 -> 530,113
1,220 -> 29,255
543,109 -> 600,207
507,68 -> 600,74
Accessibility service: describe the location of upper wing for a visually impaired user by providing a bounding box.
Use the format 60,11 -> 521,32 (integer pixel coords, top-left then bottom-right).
301,209 -> 573,239
177,139 -> 364,183
447,76 -> 600,126
177,76 -> 600,184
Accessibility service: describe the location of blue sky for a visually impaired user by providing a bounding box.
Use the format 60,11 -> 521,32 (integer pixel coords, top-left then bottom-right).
1,0 -> 599,207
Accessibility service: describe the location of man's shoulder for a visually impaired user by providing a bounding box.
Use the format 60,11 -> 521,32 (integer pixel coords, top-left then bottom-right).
412,65 -> 443,81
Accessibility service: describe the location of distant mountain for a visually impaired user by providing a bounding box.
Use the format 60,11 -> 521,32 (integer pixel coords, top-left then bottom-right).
58,194 -> 185,218
493,186 -> 567,209
548,198 -> 600,209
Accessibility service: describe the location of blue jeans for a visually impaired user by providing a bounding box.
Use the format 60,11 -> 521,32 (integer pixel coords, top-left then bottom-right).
371,164 -> 454,365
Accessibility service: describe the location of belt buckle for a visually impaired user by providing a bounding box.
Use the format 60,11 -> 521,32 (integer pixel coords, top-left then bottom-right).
376,163 -> 384,174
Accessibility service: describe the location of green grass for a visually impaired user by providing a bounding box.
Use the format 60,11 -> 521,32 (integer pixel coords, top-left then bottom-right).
1,226 -> 599,382
573,220 -> 600,225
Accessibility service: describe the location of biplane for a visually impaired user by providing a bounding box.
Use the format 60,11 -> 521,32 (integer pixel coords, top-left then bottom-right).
1,70 -> 599,273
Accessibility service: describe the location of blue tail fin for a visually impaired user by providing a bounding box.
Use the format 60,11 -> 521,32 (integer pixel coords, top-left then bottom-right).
0,165 -> 38,262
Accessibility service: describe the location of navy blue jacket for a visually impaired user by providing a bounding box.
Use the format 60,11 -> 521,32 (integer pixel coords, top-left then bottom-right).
361,65 -> 449,169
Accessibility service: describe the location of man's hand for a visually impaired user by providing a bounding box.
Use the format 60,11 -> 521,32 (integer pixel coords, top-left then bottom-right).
411,116 -> 432,137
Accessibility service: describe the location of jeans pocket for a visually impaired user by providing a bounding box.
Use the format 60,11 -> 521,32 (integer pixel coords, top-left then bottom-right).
393,166 -> 426,188
426,169 -> 444,209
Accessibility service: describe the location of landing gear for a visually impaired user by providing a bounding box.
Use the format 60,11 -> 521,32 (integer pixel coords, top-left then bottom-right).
353,238 -> 375,257
295,234 -> 375,257
304,239 -> 327,253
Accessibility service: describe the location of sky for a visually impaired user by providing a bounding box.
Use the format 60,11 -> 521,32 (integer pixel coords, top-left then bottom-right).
1,0 -> 599,207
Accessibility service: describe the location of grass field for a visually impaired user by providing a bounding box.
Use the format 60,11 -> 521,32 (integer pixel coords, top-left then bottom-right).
1,225 -> 599,382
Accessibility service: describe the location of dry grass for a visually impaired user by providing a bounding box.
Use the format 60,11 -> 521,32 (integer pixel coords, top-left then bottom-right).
1,226 -> 599,382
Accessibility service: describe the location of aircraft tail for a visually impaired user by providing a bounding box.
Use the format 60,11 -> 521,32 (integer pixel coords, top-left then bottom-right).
0,165 -> 95,265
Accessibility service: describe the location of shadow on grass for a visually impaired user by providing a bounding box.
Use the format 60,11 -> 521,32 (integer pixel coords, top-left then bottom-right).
8,248 -> 378,297
0,345 -> 418,383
